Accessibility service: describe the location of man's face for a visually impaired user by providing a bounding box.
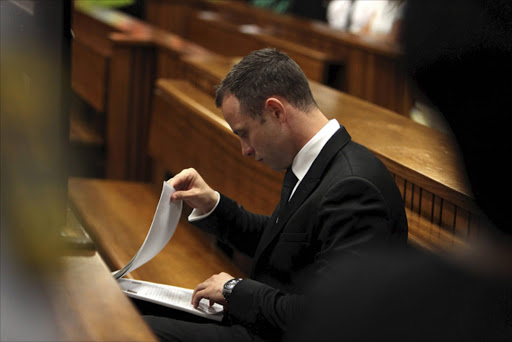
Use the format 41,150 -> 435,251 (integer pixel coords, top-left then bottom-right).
221,94 -> 292,171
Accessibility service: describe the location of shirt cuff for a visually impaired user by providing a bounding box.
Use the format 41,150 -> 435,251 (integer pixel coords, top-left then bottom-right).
188,191 -> 221,222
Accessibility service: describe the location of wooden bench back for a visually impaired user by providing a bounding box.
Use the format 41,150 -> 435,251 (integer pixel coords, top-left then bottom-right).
184,10 -> 343,84
145,0 -> 412,116
148,76 -> 483,254
148,79 -> 282,215
169,54 -> 492,243
72,4 -> 220,180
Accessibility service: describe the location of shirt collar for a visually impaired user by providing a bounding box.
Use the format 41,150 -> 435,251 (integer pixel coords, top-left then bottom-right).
291,119 -> 340,186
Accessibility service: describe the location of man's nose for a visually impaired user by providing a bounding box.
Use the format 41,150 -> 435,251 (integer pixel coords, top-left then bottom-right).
241,141 -> 254,157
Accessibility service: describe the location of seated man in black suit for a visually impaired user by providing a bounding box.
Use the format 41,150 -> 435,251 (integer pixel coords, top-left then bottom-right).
143,48 -> 408,342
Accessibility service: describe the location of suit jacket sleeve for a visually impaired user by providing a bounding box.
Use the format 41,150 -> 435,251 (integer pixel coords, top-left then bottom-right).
191,193 -> 270,258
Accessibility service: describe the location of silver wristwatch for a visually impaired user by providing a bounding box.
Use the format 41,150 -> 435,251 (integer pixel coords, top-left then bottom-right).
222,278 -> 243,300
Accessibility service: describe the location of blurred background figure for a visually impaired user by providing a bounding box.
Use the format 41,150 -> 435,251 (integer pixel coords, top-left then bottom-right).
327,0 -> 404,41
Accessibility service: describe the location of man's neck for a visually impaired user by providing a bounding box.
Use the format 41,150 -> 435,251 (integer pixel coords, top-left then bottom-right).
292,108 -> 330,152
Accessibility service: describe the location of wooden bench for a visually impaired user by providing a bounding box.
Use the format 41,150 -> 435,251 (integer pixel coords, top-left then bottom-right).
71,3 -> 224,180
41,208 -> 157,341
183,10 -> 344,85
69,178 -> 245,286
72,4 -> 156,180
145,0 -> 413,116
149,77 -> 485,256
69,32 -> 248,283
72,4 -> 487,256
155,53 -> 489,243
50,250 -> 157,341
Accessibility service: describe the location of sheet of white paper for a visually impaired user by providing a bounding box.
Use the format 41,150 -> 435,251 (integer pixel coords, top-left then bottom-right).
118,278 -> 224,321
113,181 -> 182,279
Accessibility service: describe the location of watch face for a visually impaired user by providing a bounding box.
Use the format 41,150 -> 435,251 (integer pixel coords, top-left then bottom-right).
223,278 -> 241,299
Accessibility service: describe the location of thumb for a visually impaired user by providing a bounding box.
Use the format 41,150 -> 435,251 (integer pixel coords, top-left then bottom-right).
170,189 -> 187,202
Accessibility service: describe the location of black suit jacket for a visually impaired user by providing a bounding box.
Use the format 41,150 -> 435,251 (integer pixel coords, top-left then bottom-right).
193,126 -> 408,339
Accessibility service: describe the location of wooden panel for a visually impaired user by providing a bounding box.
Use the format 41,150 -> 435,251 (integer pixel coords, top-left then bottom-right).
185,11 -> 341,83
71,40 -> 109,112
187,14 -> 261,57
145,0 -> 209,36
68,178 -> 245,288
72,7 -> 116,57
441,200 -> 456,232
50,251 -> 156,341
433,196 -> 443,226
404,180 -> 414,210
105,35 -> 157,180
405,208 -> 467,255
420,189 -> 434,222
455,208 -> 470,237
412,183 -> 422,214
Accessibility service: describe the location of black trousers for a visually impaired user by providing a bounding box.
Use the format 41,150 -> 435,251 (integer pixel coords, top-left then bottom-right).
131,298 -> 265,342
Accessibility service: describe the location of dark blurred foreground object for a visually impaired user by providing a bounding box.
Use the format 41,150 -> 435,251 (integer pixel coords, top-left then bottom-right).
286,0 -> 512,340
287,245 -> 511,342
402,0 -> 512,236
1,0 -> 71,340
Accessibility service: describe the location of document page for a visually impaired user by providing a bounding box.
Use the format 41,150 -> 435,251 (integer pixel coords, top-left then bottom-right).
118,278 -> 224,321
112,181 -> 182,279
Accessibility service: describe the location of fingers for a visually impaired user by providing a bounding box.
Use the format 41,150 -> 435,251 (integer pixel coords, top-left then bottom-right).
167,168 -> 202,202
167,168 -> 218,213
191,283 -> 206,308
171,187 -> 198,202
191,273 -> 232,308
167,168 -> 196,191
191,283 -> 219,309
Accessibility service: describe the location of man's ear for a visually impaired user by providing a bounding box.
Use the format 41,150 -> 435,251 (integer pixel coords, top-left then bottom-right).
264,97 -> 286,122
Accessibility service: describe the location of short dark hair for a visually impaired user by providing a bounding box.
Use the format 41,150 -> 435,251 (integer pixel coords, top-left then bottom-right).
215,48 -> 318,120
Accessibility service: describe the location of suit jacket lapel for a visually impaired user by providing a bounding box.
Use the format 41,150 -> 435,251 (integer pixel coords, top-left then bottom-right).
253,126 -> 352,264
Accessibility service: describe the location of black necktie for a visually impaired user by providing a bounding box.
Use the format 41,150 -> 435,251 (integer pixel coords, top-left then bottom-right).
277,168 -> 298,223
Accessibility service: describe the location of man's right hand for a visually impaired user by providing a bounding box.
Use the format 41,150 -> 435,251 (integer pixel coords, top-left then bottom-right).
167,168 -> 219,214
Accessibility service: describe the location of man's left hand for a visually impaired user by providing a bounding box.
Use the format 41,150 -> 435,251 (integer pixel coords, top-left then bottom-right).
191,272 -> 234,308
